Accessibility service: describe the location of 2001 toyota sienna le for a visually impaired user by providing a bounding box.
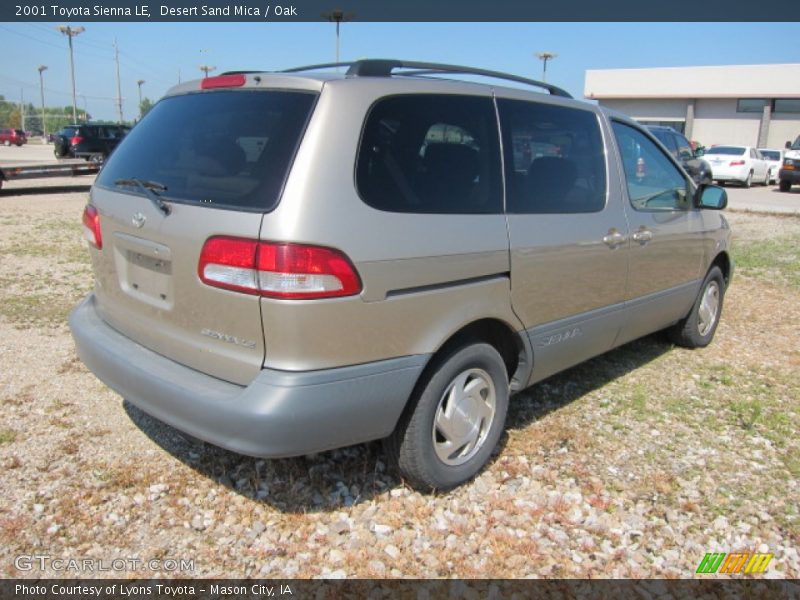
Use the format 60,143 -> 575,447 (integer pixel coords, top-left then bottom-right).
70,60 -> 732,490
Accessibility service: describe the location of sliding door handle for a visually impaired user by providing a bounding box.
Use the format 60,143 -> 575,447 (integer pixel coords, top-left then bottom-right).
602,229 -> 626,249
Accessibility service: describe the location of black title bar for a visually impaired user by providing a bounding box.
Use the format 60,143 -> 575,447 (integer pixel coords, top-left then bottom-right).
3,0 -> 799,22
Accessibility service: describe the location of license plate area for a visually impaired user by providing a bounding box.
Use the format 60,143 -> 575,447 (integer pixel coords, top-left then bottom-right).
112,232 -> 174,309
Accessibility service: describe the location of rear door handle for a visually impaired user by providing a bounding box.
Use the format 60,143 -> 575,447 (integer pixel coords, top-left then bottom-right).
631,228 -> 653,244
602,229 -> 626,249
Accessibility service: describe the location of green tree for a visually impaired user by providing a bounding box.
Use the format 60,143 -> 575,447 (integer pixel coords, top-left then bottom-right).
139,97 -> 154,119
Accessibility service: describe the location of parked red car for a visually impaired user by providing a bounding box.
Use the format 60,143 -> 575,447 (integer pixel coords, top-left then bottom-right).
0,128 -> 27,146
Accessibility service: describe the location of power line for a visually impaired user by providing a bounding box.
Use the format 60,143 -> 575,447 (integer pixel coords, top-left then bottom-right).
0,24 -> 63,50
0,25 -> 114,62
118,49 -> 176,85
0,73 -> 119,100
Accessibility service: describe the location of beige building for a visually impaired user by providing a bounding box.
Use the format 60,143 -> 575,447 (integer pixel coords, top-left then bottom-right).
584,64 -> 800,149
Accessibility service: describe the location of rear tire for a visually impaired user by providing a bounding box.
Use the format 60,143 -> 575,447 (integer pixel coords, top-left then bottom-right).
742,171 -> 752,188
668,266 -> 725,349
779,180 -> 791,192
386,342 -> 509,491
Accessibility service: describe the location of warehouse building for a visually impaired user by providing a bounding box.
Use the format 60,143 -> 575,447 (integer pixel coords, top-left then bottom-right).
584,64 -> 800,149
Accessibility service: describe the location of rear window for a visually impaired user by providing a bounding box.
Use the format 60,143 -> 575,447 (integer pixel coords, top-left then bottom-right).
97,90 -> 317,212
705,146 -> 745,156
759,150 -> 780,160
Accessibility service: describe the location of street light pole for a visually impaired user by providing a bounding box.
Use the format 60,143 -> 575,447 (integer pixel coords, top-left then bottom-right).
137,80 -> 145,118
536,51 -> 557,82
58,25 -> 85,123
37,65 -> 48,142
199,64 -> 216,78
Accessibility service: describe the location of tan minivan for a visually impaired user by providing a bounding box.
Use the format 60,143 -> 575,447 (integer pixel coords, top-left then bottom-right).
70,60 -> 732,490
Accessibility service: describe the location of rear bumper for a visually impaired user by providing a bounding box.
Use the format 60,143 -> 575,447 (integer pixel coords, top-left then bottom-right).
710,166 -> 748,182
69,294 -> 428,457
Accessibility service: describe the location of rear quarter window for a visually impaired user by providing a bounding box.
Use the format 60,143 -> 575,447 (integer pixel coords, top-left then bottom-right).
356,94 -> 502,214
97,90 -> 317,212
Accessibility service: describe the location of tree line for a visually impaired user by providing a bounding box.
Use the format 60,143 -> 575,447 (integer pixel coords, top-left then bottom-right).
0,95 -> 154,134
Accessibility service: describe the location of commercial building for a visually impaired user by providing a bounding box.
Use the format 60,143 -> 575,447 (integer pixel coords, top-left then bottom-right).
584,64 -> 800,149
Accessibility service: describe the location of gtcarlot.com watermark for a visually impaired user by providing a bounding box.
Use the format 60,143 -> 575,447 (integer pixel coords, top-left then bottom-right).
14,554 -> 194,573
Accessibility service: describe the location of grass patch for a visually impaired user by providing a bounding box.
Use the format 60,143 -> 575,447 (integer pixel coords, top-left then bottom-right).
0,429 -> 18,444
730,399 -> 763,431
733,234 -> 800,288
0,292 -> 78,328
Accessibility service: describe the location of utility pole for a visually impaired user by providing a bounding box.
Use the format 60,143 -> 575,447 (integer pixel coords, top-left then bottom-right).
137,80 -> 145,118
58,25 -> 85,123
38,65 -> 48,141
322,10 -> 354,66
114,39 -> 123,123
199,65 -> 216,78
20,89 -> 26,131
536,52 -> 557,82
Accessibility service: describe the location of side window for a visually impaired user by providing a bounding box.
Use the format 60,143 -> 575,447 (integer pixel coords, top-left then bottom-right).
652,130 -> 678,156
497,99 -> 606,214
674,133 -> 694,160
611,121 -> 690,212
356,95 -> 501,214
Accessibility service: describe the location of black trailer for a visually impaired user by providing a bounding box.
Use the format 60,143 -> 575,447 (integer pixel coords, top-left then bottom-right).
0,160 -> 100,192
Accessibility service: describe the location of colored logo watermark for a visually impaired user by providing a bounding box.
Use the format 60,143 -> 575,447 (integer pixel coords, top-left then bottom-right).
696,552 -> 773,574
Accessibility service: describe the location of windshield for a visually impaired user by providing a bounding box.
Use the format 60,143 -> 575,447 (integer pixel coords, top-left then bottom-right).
792,136 -> 800,150
97,90 -> 317,212
704,146 -> 745,156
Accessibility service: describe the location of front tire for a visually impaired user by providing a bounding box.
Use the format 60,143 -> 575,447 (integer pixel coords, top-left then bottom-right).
668,266 -> 725,348
386,342 -> 509,491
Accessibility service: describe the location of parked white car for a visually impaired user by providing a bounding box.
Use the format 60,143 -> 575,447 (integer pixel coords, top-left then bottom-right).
704,145 -> 769,187
757,148 -> 784,184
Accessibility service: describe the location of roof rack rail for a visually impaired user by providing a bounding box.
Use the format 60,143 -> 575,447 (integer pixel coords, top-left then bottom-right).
279,59 -> 572,98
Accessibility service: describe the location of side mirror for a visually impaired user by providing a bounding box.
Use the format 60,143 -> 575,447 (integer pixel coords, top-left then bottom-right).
695,184 -> 727,210
786,141 -> 792,149
694,147 -> 705,157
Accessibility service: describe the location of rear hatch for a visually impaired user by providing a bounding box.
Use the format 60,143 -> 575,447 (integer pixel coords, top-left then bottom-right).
87,82 -> 318,385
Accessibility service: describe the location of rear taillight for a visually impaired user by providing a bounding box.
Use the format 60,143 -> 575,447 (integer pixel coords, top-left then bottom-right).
198,237 -> 361,300
82,204 -> 102,249
729,160 -> 745,166
70,135 -> 84,146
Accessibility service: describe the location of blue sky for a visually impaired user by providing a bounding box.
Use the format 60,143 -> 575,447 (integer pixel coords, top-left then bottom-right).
1,22 -> 798,122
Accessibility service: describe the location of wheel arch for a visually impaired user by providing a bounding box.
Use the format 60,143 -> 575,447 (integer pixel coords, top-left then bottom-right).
414,318 -> 532,401
711,250 -> 732,287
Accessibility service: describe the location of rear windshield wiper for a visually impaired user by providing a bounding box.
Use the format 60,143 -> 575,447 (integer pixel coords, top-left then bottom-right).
114,178 -> 171,216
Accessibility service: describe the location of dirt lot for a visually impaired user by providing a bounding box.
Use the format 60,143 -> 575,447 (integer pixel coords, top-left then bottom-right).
1,177 -> 798,579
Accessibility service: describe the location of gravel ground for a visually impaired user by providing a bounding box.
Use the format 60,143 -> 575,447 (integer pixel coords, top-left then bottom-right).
0,177 -> 798,579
